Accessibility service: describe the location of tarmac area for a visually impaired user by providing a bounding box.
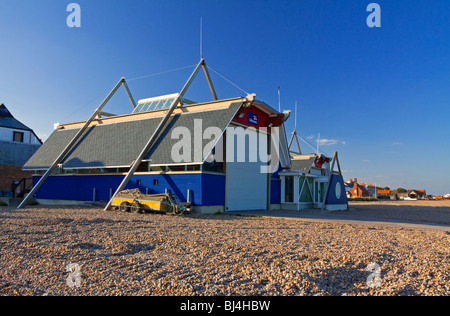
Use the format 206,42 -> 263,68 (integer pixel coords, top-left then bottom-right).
244,200 -> 450,231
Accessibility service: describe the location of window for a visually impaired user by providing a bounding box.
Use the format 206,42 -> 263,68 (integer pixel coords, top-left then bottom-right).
13,131 -> 24,143
136,161 -> 150,172
285,176 -> 294,203
167,165 -> 186,172
153,179 -> 158,186
150,166 -> 167,172
202,161 -> 224,173
186,164 -> 201,171
133,94 -> 196,114
133,96 -> 178,114
299,177 -> 314,203
320,182 -> 327,202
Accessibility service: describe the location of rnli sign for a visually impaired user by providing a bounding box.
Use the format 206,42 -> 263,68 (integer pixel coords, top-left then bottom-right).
247,112 -> 258,125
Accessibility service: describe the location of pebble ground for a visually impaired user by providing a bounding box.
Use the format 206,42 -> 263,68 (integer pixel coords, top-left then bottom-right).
0,206 -> 448,296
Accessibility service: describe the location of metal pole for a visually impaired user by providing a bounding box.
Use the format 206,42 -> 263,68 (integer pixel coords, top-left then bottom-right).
295,132 -> 302,155
202,63 -> 218,100
317,133 -> 320,154
18,78 -> 125,209
278,86 -> 281,112
294,101 -> 297,131
288,131 -> 295,150
288,130 -> 302,155
122,79 -> 137,109
104,59 -> 206,211
321,152 -> 337,211
200,17 -> 203,58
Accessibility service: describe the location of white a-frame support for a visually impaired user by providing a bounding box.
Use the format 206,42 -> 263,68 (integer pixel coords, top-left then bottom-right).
18,77 -> 137,209
103,58 -> 216,211
288,130 -> 302,155
288,102 -> 301,155
19,58 -> 218,210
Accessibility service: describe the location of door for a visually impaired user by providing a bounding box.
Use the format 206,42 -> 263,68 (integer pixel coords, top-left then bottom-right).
314,179 -> 328,208
225,127 -> 268,211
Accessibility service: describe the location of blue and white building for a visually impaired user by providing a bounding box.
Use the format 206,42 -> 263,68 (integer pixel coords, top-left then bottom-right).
22,62 -> 347,213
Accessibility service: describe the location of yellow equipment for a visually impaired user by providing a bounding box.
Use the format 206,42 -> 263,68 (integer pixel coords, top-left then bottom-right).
111,189 -> 192,215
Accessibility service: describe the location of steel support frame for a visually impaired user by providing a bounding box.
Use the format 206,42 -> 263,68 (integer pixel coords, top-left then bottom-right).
122,79 -> 137,109
288,130 -> 302,155
104,58 -> 207,211
18,77 -> 136,209
19,58 -> 216,210
202,62 -> 218,101
321,151 -> 342,211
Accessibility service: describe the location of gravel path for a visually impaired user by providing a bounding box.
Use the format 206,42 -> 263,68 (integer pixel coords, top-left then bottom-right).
0,206 -> 448,296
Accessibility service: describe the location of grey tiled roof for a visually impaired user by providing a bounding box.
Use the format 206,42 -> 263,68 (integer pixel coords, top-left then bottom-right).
23,102 -> 242,170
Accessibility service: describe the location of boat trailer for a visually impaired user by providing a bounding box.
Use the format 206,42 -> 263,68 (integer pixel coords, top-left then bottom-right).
110,189 -> 192,215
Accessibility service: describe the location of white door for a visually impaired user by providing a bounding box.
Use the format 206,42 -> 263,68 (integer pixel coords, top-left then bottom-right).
225,127 -> 268,212
314,179 -> 328,208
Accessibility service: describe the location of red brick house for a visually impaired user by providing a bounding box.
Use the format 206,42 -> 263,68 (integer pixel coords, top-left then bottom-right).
347,178 -> 370,198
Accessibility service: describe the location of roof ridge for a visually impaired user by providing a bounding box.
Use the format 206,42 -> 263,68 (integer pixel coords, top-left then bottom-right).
0,103 -> 14,118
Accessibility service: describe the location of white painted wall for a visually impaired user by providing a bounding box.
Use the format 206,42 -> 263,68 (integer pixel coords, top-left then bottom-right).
225,127 -> 268,212
0,126 -> 40,144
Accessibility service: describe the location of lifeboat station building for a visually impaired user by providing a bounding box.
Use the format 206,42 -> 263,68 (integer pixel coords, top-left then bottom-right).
22,59 -> 348,213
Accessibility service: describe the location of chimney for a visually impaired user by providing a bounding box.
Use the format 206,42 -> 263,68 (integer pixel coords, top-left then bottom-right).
354,178 -> 358,185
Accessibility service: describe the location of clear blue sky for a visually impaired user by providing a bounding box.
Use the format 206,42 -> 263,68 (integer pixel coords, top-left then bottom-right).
0,0 -> 449,194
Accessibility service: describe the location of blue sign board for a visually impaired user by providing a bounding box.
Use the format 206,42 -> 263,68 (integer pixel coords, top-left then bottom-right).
247,112 -> 258,125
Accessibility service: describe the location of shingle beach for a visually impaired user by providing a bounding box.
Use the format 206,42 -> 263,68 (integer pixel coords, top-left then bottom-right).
0,203 -> 448,296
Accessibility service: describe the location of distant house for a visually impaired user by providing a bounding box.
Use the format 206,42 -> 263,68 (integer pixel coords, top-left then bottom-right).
377,189 -> 402,200
346,178 -> 370,198
397,191 -> 408,200
407,190 -> 427,200
364,184 -> 381,198
0,104 -> 42,196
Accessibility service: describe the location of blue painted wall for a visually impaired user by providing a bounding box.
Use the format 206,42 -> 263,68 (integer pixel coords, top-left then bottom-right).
269,162 -> 282,204
325,174 -> 349,205
202,174 -> 225,206
33,174 -> 123,202
270,179 -> 281,204
33,173 -> 226,206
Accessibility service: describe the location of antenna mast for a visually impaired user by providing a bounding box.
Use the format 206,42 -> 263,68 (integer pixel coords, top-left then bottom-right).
200,17 -> 203,58
317,133 -> 320,154
278,86 -> 281,112
294,101 -> 297,131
